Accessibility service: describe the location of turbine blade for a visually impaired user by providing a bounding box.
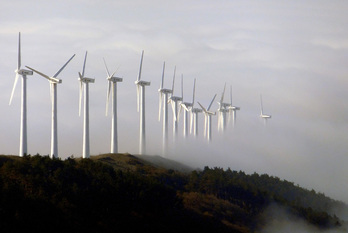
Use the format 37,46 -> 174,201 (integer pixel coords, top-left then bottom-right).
190,111 -> 193,134
160,61 -> 165,89
178,104 -> 183,121
220,83 -> 226,103
79,80 -> 83,116
53,54 -> 76,78
230,85 -> 233,105
103,57 -> 111,77
171,66 -> 176,94
197,102 -> 207,113
158,92 -> 162,121
207,94 -> 217,111
50,82 -> 53,106
192,78 -> 196,105
137,50 -> 144,81
171,101 -> 176,121
18,32 -> 21,70
26,66 -> 51,81
106,81 -> 111,116
9,74 -> 19,105
82,51 -> 87,78
181,74 -> 183,99
136,85 -> 140,112
260,94 -> 263,115
204,115 -> 207,137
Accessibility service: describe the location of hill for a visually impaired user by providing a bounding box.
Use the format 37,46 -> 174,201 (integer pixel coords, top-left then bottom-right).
0,154 -> 346,233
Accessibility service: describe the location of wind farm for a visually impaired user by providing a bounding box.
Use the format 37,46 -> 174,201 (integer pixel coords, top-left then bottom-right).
2,2 -> 348,232
6,32 -> 280,159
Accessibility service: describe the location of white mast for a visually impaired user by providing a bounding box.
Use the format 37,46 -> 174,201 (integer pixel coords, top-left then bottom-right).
78,51 -> 95,158
168,67 -> 182,140
180,77 -> 195,138
135,50 -> 150,155
158,62 -> 172,154
104,58 -> 122,154
10,32 -> 33,157
198,94 -> 217,142
26,54 -> 75,158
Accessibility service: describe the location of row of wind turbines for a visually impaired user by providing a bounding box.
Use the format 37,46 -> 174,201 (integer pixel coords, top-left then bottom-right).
9,32 -> 271,159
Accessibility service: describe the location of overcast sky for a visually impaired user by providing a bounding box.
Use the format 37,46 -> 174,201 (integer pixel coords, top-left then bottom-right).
1,0 -> 347,204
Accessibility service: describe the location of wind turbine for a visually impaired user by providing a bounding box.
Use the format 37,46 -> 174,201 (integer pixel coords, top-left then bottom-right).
179,77 -> 195,138
168,67 -> 182,140
189,79 -> 202,137
104,58 -> 122,154
260,94 -> 271,124
9,32 -> 33,157
228,85 -> 240,127
78,51 -> 95,159
217,83 -> 230,132
158,62 -> 172,154
198,94 -> 217,142
26,54 -> 75,158
135,50 -> 150,155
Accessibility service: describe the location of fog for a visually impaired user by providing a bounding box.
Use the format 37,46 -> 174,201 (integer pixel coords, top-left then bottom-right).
1,0 -> 347,207
260,203 -> 347,233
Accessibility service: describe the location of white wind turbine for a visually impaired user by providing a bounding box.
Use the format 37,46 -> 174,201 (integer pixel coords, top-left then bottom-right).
217,83 -> 230,132
104,58 -> 122,154
158,62 -> 172,154
179,77 -> 195,138
78,51 -> 95,159
9,32 -> 33,157
260,94 -> 271,124
228,85 -> 240,127
26,54 -> 75,158
198,94 -> 217,142
168,68 -> 183,140
189,79 -> 202,137
135,50 -> 151,155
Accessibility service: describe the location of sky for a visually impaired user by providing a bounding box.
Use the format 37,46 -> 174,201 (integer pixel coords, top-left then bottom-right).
0,0 -> 347,205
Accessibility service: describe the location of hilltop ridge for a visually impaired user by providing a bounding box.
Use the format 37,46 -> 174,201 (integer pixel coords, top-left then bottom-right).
0,154 -> 346,233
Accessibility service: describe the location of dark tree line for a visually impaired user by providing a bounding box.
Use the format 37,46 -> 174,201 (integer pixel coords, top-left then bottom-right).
0,155 -> 345,233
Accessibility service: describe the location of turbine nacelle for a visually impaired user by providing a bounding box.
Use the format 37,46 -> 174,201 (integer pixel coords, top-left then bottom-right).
229,106 -> 240,111
219,102 -> 231,109
50,77 -> 62,84
16,69 -> 33,76
261,114 -> 271,119
181,102 -> 193,112
158,88 -> 172,94
135,80 -> 151,86
168,96 -> 182,102
108,76 -> 123,82
79,76 -> 95,83
191,107 -> 203,113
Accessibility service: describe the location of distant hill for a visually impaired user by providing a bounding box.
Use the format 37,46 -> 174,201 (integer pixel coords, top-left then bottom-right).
90,153 -> 194,173
0,154 -> 346,233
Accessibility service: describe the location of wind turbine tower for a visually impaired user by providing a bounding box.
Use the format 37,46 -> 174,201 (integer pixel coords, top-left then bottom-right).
198,94 -> 217,142
26,54 -> 75,158
104,58 -> 123,154
260,94 -> 271,124
168,67 -> 182,140
135,50 -> 151,155
78,51 -> 95,159
217,83 -> 230,132
228,85 -> 240,127
9,32 -> 33,157
180,77 -> 195,138
189,79 -> 202,137
158,62 -> 172,154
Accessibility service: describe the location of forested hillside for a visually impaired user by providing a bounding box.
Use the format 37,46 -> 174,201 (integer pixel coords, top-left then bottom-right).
0,154 -> 346,233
